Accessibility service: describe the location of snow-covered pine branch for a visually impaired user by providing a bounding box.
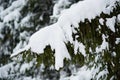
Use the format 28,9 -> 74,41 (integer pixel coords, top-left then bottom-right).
0,0 -> 119,80
11,0 -> 120,70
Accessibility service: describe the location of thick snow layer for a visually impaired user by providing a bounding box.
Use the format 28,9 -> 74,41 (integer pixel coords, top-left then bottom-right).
11,0 -> 119,70
29,23 -> 71,70
106,16 -> 116,32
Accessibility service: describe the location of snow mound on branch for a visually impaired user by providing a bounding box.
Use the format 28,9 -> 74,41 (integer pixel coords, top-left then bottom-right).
29,23 -> 71,70
106,16 -> 116,32
11,0 -> 118,70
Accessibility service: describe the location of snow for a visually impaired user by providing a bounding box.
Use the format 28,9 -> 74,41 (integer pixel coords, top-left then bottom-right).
52,0 -> 71,18
0,6 -> 3,12
91,64 -> 108,80
96,70 -> 108,80
0,22 -> 4,39
60,66 -> 92,80
0,0 -> 28,32
96,34 -> 109,53
99,18 -> 104,25
0,0 -> 27,19
117,14 -> 120,22
3,9 -> 21,23
20,13 -> 33,27
0,0 -> 29,55
70,67 -> 92,80
115,38 -> 120,44
11,45 -> 30,57
20,62 -> 33,73
0,62 -> 14,78
13,41 -> 23,53
0,0 -> 118,79
29,23 -> 71,70
112,52 -> 116,57
11,0 -> 118,70
74,40 -> 86,56
106,16 -> 116,32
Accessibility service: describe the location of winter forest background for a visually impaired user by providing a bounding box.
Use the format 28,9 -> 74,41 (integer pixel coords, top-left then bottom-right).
0,0 -> 120,80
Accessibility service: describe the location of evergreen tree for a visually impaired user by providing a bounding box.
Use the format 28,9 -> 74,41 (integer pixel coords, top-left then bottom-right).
0,0 -> 120,80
